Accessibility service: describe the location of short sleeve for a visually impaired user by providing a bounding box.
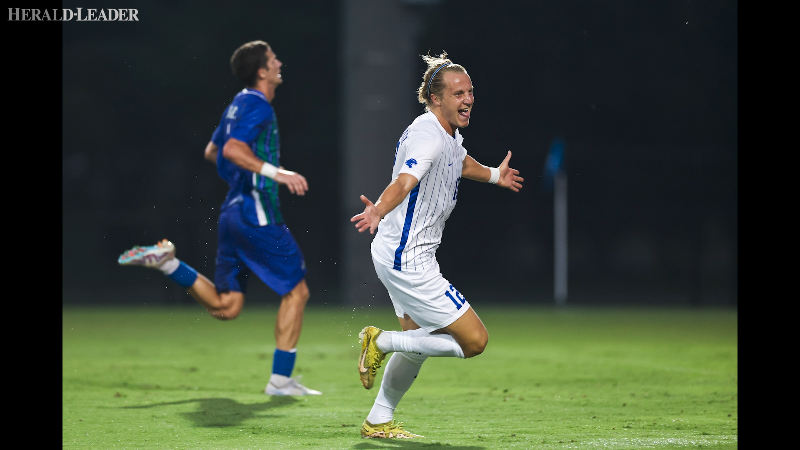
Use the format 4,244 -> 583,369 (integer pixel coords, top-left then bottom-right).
398,121 -> 442,181
211,124 -> 224,147
230,101 -> 273,145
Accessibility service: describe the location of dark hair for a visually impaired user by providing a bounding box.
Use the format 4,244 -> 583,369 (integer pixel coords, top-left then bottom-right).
230,40 -> 270,87
417,51 -> 467,111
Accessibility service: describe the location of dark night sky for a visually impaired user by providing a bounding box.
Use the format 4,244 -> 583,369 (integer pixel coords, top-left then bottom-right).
59,0 -> 737,306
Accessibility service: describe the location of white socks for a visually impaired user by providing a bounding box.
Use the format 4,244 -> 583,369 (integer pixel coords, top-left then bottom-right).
366,328 -> 465,424
366,351 -> 427,424
158,257 -> 180,275
376,328 -> 465,359
268,373 -> 291,387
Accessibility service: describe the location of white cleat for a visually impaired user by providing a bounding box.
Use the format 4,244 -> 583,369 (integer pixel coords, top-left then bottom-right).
265,376 -> 322,396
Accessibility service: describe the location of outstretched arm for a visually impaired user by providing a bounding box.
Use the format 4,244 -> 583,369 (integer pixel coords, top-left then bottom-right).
462,151 -> 523,192
222,137 -> 309,195
350,173 -> 418,234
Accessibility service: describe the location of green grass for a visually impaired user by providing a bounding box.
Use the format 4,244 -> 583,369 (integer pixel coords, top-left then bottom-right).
63,304 -> 737,449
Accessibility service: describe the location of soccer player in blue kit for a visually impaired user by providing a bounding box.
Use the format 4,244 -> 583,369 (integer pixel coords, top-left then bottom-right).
118,40 -> 320,396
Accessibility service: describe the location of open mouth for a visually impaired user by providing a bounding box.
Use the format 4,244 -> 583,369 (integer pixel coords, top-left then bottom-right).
458,108 -> 470,120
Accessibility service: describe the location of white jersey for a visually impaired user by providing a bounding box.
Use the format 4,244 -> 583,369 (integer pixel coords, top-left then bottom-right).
372,111 -> 468,272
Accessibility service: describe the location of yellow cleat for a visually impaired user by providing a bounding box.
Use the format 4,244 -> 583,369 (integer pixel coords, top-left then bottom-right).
358,326 -> 387,389
361,419 -> 423,439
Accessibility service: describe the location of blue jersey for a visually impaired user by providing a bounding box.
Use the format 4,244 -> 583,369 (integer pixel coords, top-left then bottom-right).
211,88 -> 283,226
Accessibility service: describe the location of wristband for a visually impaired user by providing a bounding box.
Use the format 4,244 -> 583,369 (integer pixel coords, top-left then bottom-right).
488,167 -> 500,184
259,162 -> 279,179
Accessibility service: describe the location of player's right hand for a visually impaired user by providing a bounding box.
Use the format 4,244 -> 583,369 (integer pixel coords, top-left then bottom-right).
350,195 -> 380,234
275,170 -> 308,196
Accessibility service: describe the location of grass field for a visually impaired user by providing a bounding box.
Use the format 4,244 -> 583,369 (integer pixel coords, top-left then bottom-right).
62,304 -> 737,449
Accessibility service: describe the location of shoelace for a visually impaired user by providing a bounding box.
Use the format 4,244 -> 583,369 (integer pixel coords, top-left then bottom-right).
277,375 -> 306,390
380,421 -> 413,438
385,420 -> 405,430
370,347 -> 384,373
368,332 -> 383,370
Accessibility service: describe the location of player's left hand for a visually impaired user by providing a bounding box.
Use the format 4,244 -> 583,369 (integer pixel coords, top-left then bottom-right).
496,151 -> 524,192
275,169 -> 309,196
350,195 -> 380,234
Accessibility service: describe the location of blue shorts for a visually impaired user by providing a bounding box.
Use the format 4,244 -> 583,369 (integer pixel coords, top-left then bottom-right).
214,205 -> 307,297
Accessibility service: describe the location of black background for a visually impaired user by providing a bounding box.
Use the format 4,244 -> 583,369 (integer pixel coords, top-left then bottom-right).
60,0 -> 737,307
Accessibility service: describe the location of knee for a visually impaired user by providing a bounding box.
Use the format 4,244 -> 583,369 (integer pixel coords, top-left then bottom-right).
209,293 -> 243,320
209,305 -> 241,320
285,280 -> 310,305
462,334 -> 488,358
297,281 -> 310,303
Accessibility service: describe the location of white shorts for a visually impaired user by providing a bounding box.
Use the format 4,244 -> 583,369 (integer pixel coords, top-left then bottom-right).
372,256 -> 470,333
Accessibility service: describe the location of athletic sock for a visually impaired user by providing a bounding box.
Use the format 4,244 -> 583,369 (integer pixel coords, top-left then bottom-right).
366,351 -> 427,424
272,348 -> 297,377
375,327 -> 429,352
158,258 -> 180,275
268,373 -> 291,387
377,328 -> 465,359
160,258 -> 198,288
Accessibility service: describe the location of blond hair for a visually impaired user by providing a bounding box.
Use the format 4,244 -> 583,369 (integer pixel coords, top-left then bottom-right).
416,51 -> 467,111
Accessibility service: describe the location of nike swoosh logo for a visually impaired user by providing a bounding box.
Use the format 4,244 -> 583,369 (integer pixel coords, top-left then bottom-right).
448,162 -> 453,166
359,348 -> 368,373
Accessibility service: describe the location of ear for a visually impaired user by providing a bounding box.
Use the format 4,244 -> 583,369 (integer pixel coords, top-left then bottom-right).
257,66 -> 269,80
430,94 -> 441,106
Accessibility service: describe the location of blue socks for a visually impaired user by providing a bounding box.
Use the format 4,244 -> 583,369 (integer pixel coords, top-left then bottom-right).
163,260 -> 297,379
165,260 -> 198,288
272,348 -> 297,377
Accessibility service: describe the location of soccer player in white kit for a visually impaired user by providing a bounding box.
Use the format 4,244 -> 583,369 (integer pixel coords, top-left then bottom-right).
350,52 -> 524,439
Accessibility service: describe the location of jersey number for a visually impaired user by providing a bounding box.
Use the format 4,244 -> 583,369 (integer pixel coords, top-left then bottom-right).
444,284 -> 466,310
